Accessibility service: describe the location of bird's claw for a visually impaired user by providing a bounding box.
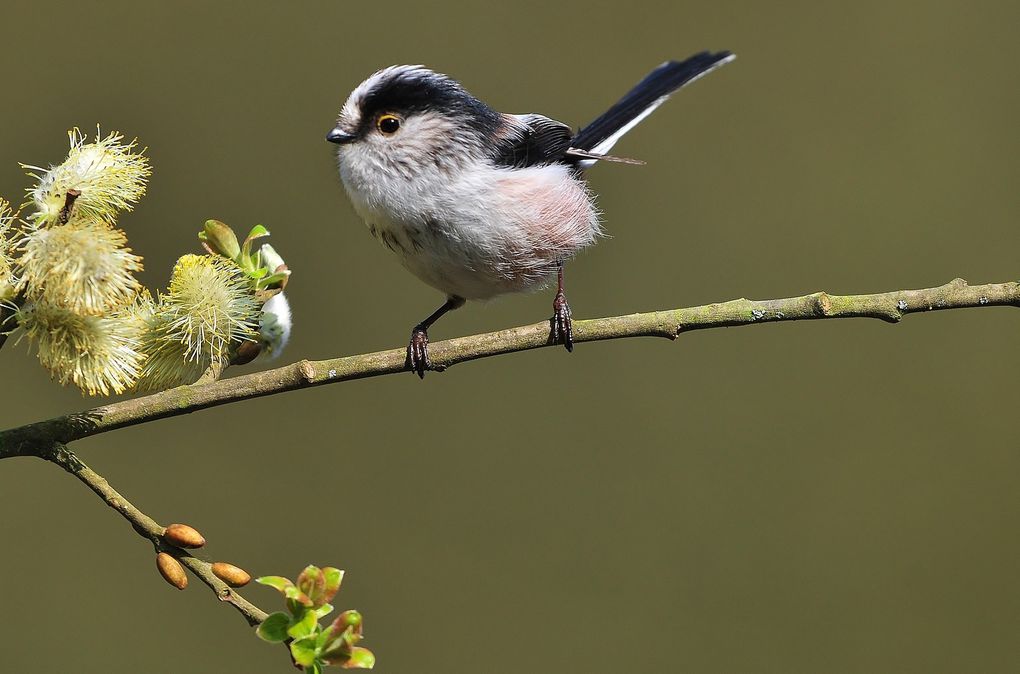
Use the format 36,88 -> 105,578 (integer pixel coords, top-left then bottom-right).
407,325 -> 431,378
550,292 -> 573,352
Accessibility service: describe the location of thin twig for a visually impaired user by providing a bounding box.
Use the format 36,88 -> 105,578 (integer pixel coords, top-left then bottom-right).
2,277 -> 1018,457
40,442 -> 269,627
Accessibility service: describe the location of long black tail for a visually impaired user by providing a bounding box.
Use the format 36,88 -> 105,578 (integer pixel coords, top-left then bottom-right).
570,51 -> 734,154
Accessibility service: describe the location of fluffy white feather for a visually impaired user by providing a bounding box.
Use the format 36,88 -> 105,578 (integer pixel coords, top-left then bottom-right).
259,292 -> 291,359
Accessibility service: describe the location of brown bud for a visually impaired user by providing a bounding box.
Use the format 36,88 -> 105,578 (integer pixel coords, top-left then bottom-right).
156,552 -> 188,590
163,523 -> 206,549
211,561 -> 252,587
231,340 -> 261,366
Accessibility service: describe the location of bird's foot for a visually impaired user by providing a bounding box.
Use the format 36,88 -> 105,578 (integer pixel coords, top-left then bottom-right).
407,325 -> 431,379
550,292 -> 573,352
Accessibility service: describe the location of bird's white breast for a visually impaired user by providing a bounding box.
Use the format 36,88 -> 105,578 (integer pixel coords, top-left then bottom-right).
338,152 -> 600,300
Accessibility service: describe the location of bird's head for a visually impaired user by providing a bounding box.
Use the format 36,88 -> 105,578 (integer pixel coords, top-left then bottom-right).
327,65 -> 501,184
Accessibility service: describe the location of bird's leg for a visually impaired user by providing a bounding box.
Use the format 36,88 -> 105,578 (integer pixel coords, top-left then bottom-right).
407,296 -> 465,379
550,261 -> 573,352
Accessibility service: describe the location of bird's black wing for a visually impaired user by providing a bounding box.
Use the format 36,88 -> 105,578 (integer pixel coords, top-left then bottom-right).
490,113 -> 574,168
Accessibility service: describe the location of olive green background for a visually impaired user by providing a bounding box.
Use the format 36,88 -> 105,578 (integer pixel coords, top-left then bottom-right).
2,1 -> 1018,672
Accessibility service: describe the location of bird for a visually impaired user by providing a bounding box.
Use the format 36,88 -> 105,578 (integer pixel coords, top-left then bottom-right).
327,51 -> 734,377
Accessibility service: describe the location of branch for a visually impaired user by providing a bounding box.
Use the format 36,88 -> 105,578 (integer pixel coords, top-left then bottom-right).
2,277 -> 1017,456
39,442 -> 270,627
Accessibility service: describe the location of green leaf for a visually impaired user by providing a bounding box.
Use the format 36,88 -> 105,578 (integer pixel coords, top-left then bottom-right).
289,636 -> 319,667
342,647 -> 375,669
324,646 -> 376,668
307,663 -> 323,674
298,565 -> 322,590
287,608 -> 319,640
285,585 -> 314,607
320,630 -> 351,660
256,576 -> 294,594
313,603 -> 335,620
321,613 -> 362,660
336,610 -> 361,629
298,565 -> 327,606
200,220 -> 241,259
237,253 -> 256,273
320,645 -> 349,666
287,596 -> 315,618
324,615 -> 347,642
255,612 -> 291,643
316,626 -> 336,651
322,568 -> 344,603
239,225 -> 268,265
257,270 -> 291,290
246,224 -> 270,241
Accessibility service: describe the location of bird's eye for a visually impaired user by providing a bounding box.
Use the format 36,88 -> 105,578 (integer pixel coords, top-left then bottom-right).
377,114 -> 401,135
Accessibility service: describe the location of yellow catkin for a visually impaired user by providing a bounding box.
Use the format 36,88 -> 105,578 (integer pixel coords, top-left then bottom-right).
18,217 -> 142,315
21,302 -> 146,396
135,256 -> 259,392
0,198 -> 15,295
23,127 -> 150,225
157,254 -> 259,362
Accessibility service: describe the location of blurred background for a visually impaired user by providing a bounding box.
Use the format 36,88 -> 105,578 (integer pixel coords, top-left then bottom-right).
2,1 -> 1018,672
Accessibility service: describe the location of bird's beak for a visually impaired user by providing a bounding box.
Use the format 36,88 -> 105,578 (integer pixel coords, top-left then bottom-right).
326,127 -> 357,145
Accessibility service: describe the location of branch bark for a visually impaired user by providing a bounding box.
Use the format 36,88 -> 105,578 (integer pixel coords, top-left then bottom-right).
3,275 -> 1019,668
2,277 -> 1017,457
39,442 -> 269,626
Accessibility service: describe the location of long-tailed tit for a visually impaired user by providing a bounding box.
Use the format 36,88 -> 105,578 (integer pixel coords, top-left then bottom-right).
327,51 -> 734,377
